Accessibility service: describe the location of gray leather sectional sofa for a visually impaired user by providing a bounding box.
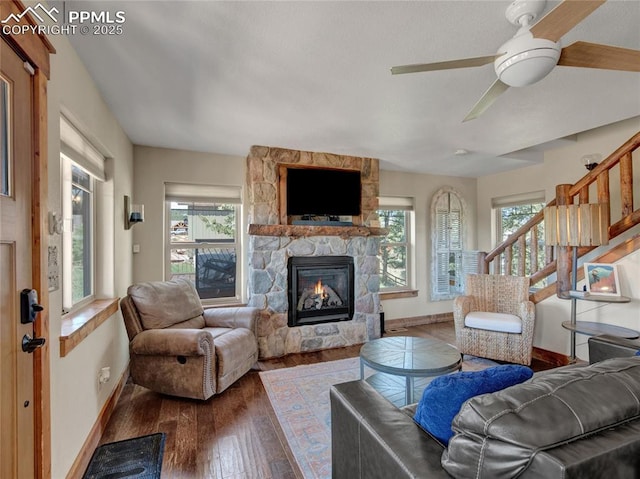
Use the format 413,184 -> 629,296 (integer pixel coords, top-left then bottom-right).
588,334 -> 640,362
331,349 -> 640,478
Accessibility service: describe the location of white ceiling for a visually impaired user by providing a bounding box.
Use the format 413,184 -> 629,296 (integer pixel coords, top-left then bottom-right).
60,0 -> 640,177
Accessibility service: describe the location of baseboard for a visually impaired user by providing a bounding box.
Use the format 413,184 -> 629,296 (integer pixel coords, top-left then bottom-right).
385,313 -> 453,330
65,365 -> 130,479
532,347 -> 570,367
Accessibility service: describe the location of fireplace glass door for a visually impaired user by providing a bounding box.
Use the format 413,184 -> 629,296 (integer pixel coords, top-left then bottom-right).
288,256 -> 354,327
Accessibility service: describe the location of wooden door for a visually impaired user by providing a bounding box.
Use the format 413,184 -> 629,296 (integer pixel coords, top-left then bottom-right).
1,38 -> 36,479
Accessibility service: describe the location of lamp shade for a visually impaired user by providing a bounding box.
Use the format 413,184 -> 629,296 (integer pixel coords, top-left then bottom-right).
544,203 -> 609,247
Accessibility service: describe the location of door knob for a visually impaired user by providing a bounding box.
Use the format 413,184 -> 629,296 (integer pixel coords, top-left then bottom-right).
19,289 -> 45,353
22,334 -> 45,353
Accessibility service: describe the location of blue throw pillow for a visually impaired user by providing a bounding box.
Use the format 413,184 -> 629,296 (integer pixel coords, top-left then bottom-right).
414,365 -> 533,445
635,350 -> 640,356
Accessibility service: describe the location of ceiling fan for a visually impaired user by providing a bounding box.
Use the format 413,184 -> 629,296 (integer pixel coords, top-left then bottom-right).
391,0 -> 640,122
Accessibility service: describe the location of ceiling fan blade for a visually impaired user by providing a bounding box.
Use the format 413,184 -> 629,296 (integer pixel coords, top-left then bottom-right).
390,54 -> 499,75
558,41 -> 640,72
463,79 -> 510,122
530,0 -> 605,43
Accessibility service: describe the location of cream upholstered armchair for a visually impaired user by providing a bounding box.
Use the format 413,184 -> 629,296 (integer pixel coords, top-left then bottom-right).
120,278 -> 260,400
453,274 -> 535,365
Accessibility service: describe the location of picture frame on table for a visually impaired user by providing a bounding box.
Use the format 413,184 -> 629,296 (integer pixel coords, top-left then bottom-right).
583,263 -> 621,296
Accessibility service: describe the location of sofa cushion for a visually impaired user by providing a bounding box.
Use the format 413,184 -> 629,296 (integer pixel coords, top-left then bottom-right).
128,279 -> 204,330
464,311 -> 522,333
413,365 -> 533,445
442,356 -> 640,479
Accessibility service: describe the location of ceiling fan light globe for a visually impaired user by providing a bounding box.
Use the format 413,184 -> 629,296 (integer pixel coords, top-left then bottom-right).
494,34 -> 561,87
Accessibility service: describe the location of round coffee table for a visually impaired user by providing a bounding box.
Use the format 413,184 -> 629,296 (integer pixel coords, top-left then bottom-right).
360,336 -> 462,406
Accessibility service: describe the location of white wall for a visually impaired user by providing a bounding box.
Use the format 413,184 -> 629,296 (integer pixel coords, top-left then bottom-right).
132,146 -> 246,287
536,249 -> 640,361
132,151 -> 478,319
477,117 -> 640,251
477,116 -> 640,358
46,33 -> 133,478
379,171 -> 477,320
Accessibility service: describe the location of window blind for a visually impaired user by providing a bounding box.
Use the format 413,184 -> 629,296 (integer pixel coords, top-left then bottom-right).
379,196 -> 414,211
60,115 -> 106,181
165,182 -> 241,204
491,190 -> 545,208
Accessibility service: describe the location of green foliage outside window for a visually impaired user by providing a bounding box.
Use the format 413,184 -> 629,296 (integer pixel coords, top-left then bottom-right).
498,203 -> 546,282
199,207 -> 235,238
378,209 -> 408,289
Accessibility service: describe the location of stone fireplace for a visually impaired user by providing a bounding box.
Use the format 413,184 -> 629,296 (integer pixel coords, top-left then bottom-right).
246,146 -> 385,359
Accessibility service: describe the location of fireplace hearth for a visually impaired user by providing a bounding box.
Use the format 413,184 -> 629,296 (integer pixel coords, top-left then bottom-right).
288,256 -> 354,327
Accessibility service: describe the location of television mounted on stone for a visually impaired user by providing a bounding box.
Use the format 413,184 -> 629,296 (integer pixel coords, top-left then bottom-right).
286,167 -> 361,218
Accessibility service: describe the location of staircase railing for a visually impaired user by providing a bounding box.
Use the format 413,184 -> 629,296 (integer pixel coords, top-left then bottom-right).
478,130 -> 640,302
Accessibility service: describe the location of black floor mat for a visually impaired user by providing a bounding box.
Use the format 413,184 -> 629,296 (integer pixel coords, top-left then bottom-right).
83,433 -> 165,479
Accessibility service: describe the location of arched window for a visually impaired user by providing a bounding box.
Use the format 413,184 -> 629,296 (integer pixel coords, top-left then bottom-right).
431,187 -> 467,301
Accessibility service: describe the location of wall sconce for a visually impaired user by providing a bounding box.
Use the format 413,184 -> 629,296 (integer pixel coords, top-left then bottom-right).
582,154 -> 601,171
124,195 -> 144,230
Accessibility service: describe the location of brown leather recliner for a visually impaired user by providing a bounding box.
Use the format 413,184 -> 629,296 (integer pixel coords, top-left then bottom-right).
120,278 -> 260,400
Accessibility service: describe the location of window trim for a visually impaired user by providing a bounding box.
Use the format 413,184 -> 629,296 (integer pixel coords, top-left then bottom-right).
59,114 -> 107,314
378,196 -> 413,292
430,187 -> 467,301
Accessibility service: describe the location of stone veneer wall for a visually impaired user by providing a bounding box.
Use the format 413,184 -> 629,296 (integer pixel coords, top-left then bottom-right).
246,146 -> 382,358
246,145 -> 379,226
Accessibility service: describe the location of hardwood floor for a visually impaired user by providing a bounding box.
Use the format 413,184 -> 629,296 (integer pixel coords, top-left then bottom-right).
98,321 -> 554,478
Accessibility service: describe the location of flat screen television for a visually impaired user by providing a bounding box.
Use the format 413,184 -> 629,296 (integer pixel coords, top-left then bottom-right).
286,168 -> 361,217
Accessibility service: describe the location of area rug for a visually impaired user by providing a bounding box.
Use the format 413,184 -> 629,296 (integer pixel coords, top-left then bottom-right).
82,433 -> 166,479
259,355 -> 497,479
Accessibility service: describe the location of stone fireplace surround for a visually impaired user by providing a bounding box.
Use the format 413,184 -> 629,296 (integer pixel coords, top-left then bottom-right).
246,146 -> 385,359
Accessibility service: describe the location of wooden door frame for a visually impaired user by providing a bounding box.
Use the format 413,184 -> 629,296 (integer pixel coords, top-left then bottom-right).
1,1 -> 55,477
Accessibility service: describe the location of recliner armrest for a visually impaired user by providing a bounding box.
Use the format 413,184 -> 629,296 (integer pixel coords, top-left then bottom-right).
130,328 -> 213,356
203,307 -> 260,335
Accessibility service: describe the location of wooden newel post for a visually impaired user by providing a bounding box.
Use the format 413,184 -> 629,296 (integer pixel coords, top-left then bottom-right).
479,252 -> 488,274
555,184 -> 572,298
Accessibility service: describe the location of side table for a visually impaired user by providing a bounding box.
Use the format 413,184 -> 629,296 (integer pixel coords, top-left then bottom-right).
562,293 -> 633,362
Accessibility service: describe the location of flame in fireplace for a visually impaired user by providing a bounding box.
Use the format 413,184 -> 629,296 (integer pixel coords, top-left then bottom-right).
314,279 -> 325,296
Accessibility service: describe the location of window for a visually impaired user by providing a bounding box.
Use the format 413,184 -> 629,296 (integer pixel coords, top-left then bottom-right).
60,116 -> 105,312
61,156 -> 99,310
431,187 -> 466,300
165,183 -> 242,303
492,191 -> 545,277
1,76 -> 9,196
377,197 -> 413,290
69,163 -> 92,303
